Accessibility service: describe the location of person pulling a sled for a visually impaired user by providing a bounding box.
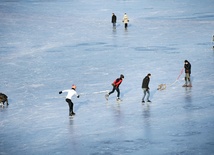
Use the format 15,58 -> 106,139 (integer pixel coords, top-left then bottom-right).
105,74 -> 124,101
59,85 -> 80,116
183,60 -> 192,87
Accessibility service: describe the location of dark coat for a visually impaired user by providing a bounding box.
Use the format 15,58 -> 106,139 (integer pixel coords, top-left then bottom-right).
112,14 -> 117,23
142,76 -> 150,89
184,61 -> 191,74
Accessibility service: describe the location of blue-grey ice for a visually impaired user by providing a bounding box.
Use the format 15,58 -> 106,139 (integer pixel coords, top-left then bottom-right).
0,0 -> 214,155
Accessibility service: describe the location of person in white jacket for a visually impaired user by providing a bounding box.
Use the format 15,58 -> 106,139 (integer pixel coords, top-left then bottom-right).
59,85 -> 80,116
123,13 -> 129,29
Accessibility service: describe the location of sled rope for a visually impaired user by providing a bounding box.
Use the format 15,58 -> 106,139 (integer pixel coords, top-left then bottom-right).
168,68 -> 184,87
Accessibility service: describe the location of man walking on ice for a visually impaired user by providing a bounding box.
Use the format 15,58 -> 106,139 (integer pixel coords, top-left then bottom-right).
142,73 -> 151,103
59,85 -> 80,116
105,74 -> 124,101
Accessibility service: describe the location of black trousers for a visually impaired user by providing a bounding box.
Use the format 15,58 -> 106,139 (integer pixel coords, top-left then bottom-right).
65,99 -> 74,114
109,86 -> 120,98
125,23 -> 128,28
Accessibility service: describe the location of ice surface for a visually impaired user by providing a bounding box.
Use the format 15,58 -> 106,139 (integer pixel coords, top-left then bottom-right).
0,0 -> 214,155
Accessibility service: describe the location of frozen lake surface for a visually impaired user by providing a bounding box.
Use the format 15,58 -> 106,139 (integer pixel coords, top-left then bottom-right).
0,0 -> 214,154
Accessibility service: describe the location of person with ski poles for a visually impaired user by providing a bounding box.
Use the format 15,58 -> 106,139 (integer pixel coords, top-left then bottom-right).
183,60 -> 192,87
142,73 -> 151,103
105,74 -> 124,101
59,84 -> 80,116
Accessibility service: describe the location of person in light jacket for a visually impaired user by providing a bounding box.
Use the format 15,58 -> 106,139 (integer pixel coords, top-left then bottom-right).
123,13 -> 129,29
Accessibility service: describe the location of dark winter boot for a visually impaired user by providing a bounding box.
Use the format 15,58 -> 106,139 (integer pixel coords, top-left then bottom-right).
69,112 -> 75,116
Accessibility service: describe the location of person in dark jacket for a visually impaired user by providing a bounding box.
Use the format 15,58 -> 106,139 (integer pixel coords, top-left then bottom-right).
105,74 -> 124,101
142,73 -> 151,103
183,60 -> 192,87
112,13 -> 117,28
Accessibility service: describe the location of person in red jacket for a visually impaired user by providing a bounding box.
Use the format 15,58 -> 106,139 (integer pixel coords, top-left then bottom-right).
105,74 -> 124,101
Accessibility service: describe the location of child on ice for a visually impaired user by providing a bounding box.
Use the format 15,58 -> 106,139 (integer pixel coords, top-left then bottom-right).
59,85 -> 80,116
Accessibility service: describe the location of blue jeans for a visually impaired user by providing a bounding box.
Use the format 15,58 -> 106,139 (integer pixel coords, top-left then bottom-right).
142,88 -> 150,101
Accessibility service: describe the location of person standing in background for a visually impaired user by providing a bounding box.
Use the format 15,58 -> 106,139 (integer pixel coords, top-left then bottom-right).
112,13 -> 117,28
122,13 -> 129,29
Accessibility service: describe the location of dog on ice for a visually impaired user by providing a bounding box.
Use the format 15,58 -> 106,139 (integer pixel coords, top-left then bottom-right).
157,84 -> 166,90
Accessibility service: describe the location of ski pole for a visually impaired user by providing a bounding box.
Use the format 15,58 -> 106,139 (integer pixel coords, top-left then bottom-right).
176,68 -> 184,80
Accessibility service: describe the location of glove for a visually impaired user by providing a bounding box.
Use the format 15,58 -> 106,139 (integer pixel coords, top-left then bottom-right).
112,83 -> 115,86
77,95 -> 80,98
59,91 -> 62,94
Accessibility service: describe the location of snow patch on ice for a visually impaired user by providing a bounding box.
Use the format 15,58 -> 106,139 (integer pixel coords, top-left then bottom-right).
29,84 -> 44,88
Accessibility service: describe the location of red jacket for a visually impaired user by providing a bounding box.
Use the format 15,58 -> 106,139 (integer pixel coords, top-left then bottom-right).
112,78 -> 123,88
